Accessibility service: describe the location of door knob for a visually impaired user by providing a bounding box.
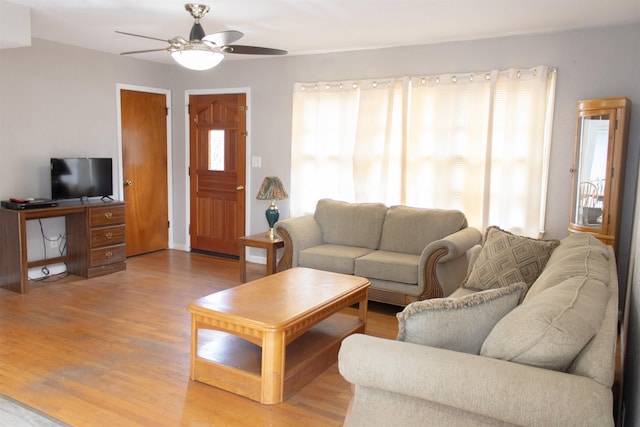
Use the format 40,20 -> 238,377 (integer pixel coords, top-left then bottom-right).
125,180 -> 133,186
236,185 -> 244,190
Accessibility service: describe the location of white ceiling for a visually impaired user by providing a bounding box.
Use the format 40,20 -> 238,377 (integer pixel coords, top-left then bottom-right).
5,0 -> 640,65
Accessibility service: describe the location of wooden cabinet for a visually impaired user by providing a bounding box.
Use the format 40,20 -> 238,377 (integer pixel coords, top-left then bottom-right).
569,97 -> 631,250
87,205 -> 126,277
0,200 -> 126,293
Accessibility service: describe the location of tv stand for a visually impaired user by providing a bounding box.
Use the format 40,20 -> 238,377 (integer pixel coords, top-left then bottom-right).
0,200 -> 126,294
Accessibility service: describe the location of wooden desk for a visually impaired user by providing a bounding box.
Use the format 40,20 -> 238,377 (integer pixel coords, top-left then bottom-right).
238,232 -> 284,282
0,200 -> 126,294
187,267 -> 370,404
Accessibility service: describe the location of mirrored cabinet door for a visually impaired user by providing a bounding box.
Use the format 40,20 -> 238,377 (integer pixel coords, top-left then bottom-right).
569,97 -> 631,251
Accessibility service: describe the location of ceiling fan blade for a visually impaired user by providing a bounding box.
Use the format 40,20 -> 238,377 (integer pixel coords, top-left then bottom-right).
221,45 -> 287,55
115,31 -> 169,43
120,48 -> 168,55
203,30 -> 244,46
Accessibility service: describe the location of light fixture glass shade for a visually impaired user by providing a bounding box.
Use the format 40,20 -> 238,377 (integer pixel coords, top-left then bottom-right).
171,45 -> 224,70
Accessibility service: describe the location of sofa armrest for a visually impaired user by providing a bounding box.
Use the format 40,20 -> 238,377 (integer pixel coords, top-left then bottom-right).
274,215 -> 323,270
339,334 -> 613,427
419,227 -> 482,298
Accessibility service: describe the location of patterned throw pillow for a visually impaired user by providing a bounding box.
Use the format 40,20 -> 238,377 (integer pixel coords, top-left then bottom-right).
462,226 -> 560,292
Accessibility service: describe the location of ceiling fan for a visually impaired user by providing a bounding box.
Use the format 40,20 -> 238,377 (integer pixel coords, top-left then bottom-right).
116,3 -> 287,70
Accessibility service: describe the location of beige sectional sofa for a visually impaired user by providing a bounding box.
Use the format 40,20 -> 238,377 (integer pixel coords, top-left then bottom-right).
338,230 -> 618,426
274,199 -> 482,306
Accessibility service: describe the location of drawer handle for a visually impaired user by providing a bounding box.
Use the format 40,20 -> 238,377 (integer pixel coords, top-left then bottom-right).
104,212 -> 113,219
105,232 -> 113,239
105,251 -> 113,259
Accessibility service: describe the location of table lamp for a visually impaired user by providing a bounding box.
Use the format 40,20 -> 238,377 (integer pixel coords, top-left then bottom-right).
256,176 -> 288,238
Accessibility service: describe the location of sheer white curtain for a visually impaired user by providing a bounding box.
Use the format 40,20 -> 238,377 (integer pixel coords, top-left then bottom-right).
405,72 -> 492,223
291,79 -> 403,212
487,67 -> 557,236
290,66 -> 557,237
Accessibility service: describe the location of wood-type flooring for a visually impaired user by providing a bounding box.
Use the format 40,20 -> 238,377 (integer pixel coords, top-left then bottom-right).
0,250 -> 399,426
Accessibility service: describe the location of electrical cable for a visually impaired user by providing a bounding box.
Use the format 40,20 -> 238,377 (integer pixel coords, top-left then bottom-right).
30,219 -> 69,281
39,219 -> 49,276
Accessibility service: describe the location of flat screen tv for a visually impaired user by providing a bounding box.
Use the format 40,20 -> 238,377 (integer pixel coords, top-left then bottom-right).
50,158 -> 113,200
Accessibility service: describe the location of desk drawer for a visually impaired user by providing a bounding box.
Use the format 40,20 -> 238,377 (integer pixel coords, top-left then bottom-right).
90,244 -> 126,267
91,225 -> 125,248
90,206 -> 125,227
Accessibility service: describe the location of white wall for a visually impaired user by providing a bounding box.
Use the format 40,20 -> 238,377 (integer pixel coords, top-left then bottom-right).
170,24 -> 640,242
2,25 -> 639,250
1,24 -> 640,422
0,40 -> 179,274
172,24 -> 640,307
622,174 -> 640,426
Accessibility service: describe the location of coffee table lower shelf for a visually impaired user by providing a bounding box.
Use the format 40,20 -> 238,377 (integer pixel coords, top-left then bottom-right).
192,312 -> 364,404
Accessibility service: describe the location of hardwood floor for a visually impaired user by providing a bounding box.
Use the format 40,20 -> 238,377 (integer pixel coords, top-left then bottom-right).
0,250 -> 400,426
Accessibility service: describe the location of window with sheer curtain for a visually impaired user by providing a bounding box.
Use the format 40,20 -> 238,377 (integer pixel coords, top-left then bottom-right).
290,65 -> 557,237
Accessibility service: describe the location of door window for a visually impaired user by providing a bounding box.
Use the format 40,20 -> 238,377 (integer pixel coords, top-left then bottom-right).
208,130 -> 225,171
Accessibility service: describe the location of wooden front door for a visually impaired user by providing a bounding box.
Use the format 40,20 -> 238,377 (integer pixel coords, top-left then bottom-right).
121,89 -> 169,256
189,93 -> 246,257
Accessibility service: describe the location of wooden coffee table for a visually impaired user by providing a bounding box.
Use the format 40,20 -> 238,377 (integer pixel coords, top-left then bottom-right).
187,267 -> 370,404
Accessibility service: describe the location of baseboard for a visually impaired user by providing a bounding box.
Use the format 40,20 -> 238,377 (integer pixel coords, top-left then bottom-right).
178,245 -> 267,265
247,254 -> 266,265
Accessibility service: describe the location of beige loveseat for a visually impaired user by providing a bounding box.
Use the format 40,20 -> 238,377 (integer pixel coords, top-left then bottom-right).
339,230 -> 618,426
274,199 -> 482,306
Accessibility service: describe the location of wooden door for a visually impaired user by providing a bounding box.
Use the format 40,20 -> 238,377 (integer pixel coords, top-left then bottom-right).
121,89 -> 169,256
189,93 -> 246,257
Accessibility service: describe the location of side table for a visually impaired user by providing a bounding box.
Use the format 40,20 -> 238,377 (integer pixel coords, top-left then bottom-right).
238,233 -> 285,282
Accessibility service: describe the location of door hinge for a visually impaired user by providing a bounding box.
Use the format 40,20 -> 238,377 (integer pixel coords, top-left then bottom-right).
241,130 -> 248,137
168,220 -> 170,228
240,105 -> 248,112
165,107 -> 169,116
188,166 -> 191,176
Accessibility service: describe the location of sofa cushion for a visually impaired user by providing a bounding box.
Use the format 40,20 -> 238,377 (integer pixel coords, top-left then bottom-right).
524,233 -> 610,302
396,282 -> 527,354
378,206 -> 467,255
480,276 -> 609,371
548,232 -> 610,260
314,199 -> 388,249
354,250 -> 420,285
462,226 -> 559,292
298,244 -> 374,274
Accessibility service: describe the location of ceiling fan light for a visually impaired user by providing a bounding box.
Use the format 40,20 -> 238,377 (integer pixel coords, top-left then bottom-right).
171,46 -> 224,70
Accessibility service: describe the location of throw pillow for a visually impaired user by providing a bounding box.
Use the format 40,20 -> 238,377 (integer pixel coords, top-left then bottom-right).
480,276 -> 609,371
462,226 -> 559,292
396,282 -> 527,355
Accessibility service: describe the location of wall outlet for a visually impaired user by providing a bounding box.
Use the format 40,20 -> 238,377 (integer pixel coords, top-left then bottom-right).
50,239 -> 58,248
